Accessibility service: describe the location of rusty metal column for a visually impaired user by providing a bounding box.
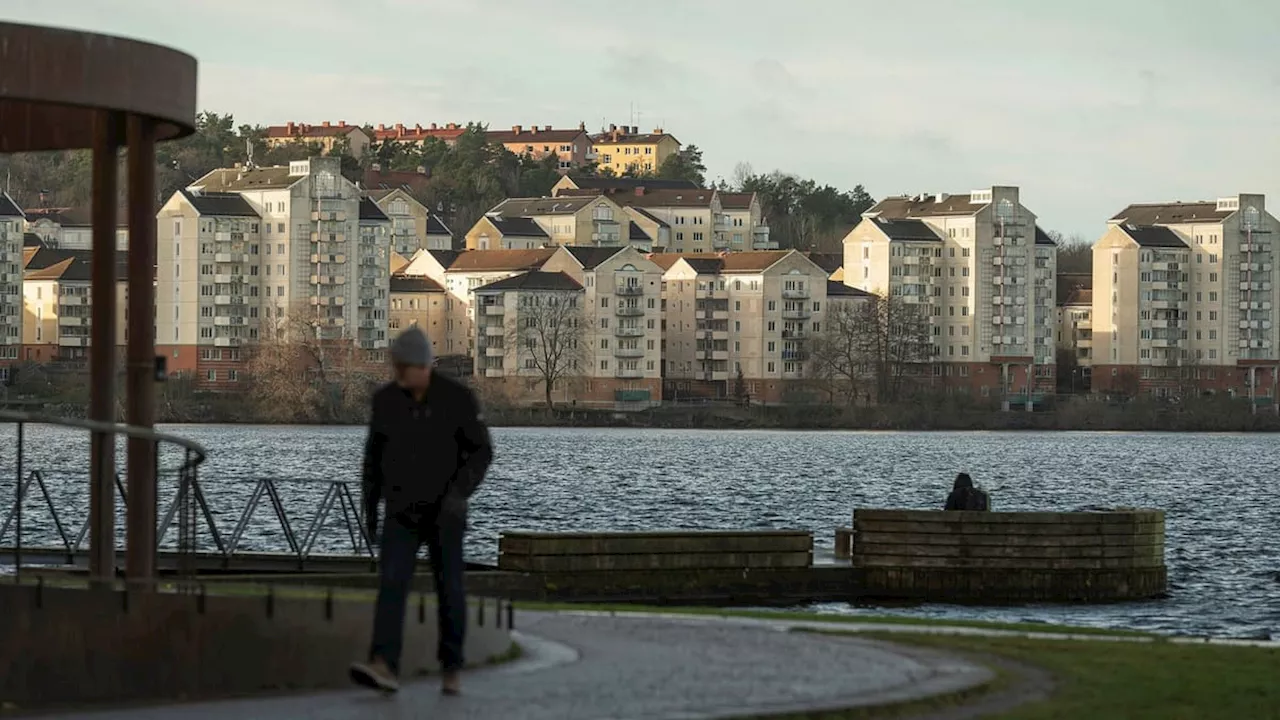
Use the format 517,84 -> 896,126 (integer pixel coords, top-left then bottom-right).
88,110 -> 121,586
126,116 -> 158,584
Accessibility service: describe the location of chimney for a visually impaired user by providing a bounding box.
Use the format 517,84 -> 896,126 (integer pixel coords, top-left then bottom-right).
512,125 -> 522,134
377,123 -> 386,131
286,121 -> 295,133
530,126 -> 538,135
609,124 -> 617,132
935,193 -> 949,203
395,123 -> 404,131
322,120 -> 330,127
338,120 -> 346,127
544,125 -> 552,131
430,122 -> 438,130
579,121 -> 586,131
415,123 -> 422,131
654,127 -> 663,134
612,129 -> 621,142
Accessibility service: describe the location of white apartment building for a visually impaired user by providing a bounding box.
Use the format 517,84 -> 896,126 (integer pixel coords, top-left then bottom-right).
842,187 -> 1057,398
656,250 -> 830,404
1092,195 -> 1279,399
23,207 -> 129,251
156,157 -> 392,385
0,193 -> 25,374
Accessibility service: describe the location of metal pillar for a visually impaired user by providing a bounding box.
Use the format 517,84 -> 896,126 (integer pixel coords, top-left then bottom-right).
88,110 -> 121,586
125,116 -> 158,584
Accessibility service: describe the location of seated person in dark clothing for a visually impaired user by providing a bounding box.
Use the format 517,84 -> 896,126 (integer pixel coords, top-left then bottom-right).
944,472 -> 990,511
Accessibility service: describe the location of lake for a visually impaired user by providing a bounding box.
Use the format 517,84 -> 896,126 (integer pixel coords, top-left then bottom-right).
1,424 -> 1276,640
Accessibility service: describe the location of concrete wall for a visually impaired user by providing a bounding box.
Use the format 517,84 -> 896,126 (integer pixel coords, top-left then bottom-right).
0,584 -> 512,710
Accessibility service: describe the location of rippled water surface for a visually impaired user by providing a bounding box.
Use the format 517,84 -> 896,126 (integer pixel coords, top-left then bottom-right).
2,424 -> 1277,639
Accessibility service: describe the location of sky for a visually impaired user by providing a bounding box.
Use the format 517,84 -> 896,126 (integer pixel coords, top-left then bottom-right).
6,0 -> 1280,239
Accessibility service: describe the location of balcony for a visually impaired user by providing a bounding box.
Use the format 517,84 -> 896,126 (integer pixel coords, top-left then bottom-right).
484,368 -> 504,378
311,210 -> 348,222
781,329 -> 807,340
214,295 -> 244,306
56,315 -> 88,327
782,288 -> 810,300
694,349 -> 729,361
484,346 -> 505,357
614,347 -> 645,358
615,285 -> 644,296
213,274 -> 244,284
614,325 -> 644,337
484,323 -> 505,336
483,304 -> 505,316
615,368 -> 645,379
781,350 -> 809,362
712,235 -> 731,250
59,295 -> 90,305
213,337 -> 243,348
215,253 -> 249,264
58,337 -> 88,347
615,305 -> 644,317
695,286 -> 724,299
781,308 -> 811,320
213,316 -> 245,326
309,274 -> 346,285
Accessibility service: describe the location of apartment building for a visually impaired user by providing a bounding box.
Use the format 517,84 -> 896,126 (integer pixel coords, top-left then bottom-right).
718,193 -> 775,250
485,124 -> 592,170
588,125 -> 681,176
23,207 -> 129,251
156,157 -> 391,385
472,271 -> 585,403
551,174 -> 699,196
369,187 -> 453,254
388,274 -> 448,357
464,196 -> 631,250
0,193 -> 25,374
263,121 -> 372,158
1056,274 -> 1093,388
541,245 -> 665,405
656,250 -> 830,403
399,248 -> 555,358
20,247 -> 128,364
842,187 -> 1058,399
562,188 -> 717,253
1091,195 -> 1278,399
371,122 -> 467,147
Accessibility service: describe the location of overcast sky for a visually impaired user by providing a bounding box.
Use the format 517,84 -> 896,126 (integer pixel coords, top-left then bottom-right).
7,0 -> 1280,238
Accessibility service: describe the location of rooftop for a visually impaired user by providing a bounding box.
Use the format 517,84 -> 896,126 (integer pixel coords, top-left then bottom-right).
868,193 -> 987,219
1119,224 -> 1188,249
364,168 -> 431,195
718,192 -> 755,210
485,216 -> 549,238
827,280 -> 875,298
359,197 -> 389,221
446,248 -> 556,272
629,223 -> 653,242
1060,287 -> 1093,307
389,275 -> 444,294
194,166 -> 297,192
590,125 -> 679,146
872,217 -> 944,241
486,125 -> 588,144
805,253 -> 844,275
372,122 -> 467,143
560,175 -> 699,193
1110,202 -> 1233,225
0,192 -> 23,217
23,206 -> 92,226
180,189 -> 259,217
565,188 -> 715,209
1034,225 -> 1056,246
265,121 -> 366,139
565,246 -> 625,270
492,197 -> 600,216
23,247 -> 130,282
475,270 -> 583,293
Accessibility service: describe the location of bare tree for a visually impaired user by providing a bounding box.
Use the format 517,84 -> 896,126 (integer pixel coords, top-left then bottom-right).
508,291 -> 587,408
862,295 -> 933,403
809,300 -> 871,405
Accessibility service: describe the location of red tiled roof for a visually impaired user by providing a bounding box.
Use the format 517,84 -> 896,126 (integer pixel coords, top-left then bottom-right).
445,248 -> 556,272
487,126 -> 588,144
265,121 -> 369,139
372,122 -> 467,143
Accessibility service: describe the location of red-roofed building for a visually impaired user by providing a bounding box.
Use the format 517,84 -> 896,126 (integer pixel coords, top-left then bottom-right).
263,121 -> 373,158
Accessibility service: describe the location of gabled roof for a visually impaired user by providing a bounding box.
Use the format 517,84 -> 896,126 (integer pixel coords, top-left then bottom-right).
23,206 -> 92,226
23,233 -> 43,248
265,121 -> 367,139
719,251 -> 793,273
1056,272 -> 1091,301
446,248 -> 556,273
647,252 -> 721,272
871,217 -> 944,242
805,252 -> 843,275
684,257 -> 725,274
194,166 -> 298,191
1110,202 -> 1232,225
179,189 -> 260,217
359,197 -> 389,221
486,216 -> 548,238
426,215 -> 452,236
565,246 -> 625,270
590,130 -> 679,146
1118,224 -> 1188,249
371,122 -> 467,143
0,192 -> 23,217
486,127 -> 588,144
562,175 -> 699,192
24,248 -> 130,281
475,271 -> 582,293
629,224 -> 653,242
627,206 -> 669,227
718,192 -> 755,210
827,281 -> 874,298
389,275 -> 444,293
590,188 -> 715,209
1034,225 -> 1056,246
492,196 -> 600,216
868,194 -> 984,218
1060,287 -> 1092,307
427,249 -> 462,268
364,169 -> 431,196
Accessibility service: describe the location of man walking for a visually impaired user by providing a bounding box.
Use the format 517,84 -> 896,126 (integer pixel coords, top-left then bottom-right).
350,326 -> 493,695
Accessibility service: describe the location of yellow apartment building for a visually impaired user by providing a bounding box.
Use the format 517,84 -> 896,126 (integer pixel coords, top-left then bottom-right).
370,188 -> 453,255
388,274 -> 449,357
21,247 -> 128,365
485,124 -> 592,170
842,187 -> 1057,400
1055,274 -> 1093,388
263,121 -> 372,158
1091,195 -> 1279,400
464,196 -> 631,250
0,193 -> 23,375
656,250 -> 831,404
588,125 -> 681,176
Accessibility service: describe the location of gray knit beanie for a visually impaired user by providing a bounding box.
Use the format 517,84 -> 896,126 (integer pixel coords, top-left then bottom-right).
390,326 -> 434,367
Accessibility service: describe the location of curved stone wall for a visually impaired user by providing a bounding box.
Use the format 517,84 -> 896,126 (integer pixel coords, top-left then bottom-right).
852,509 -> 1167,602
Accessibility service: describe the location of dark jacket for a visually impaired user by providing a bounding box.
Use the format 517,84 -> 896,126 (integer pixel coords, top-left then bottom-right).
944,474 -> 990,511
362,375 -> 493,525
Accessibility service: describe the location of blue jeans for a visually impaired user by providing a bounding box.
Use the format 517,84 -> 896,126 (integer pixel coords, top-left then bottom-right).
369,507 -> 467,674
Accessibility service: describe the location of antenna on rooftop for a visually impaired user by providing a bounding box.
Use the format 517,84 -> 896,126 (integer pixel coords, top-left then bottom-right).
245,138 -> 255,170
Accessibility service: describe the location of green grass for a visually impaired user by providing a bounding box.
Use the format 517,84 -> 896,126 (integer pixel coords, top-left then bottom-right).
778,631 -> 1280,720
514,601 -> 1152,637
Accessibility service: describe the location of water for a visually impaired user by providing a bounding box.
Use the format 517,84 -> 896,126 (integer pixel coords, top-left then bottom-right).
1,424 -> 1277,639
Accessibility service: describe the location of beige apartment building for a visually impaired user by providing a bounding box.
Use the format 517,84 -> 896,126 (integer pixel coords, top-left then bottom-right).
718,193 -> 775,250
842,187 -> 1057,399
388,274 -> 448,357
1091,195 -> 1279,400
22,207 -> 129,251
472,272 -> 586,404
0,194 -> 23,375
156,157 -> 392,386
1056,273 -> 1093,389
656,250 -> 831,404
588,125 -> 681,176
370,187 -> 453,254
21,247 -> 129,365
557,186 -> 772,254
263,121 -> 372,158
485,124 -> 592,170
464,196 -> 631,250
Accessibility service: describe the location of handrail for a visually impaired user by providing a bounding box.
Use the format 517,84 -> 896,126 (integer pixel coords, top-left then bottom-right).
0,409 -> 208,473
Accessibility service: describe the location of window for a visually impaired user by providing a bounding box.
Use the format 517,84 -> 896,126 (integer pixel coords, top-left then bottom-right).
206,369 -> 216,382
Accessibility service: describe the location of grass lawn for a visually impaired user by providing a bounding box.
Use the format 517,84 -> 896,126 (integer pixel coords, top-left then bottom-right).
787,631 -> 1280,720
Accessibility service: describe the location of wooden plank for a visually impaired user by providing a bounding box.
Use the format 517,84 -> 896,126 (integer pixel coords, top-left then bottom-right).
499,532 -> 812,556
853,542 -> 1164,561
852,531 -> 1164,548
498,530 -> 812,540
853,510 -> 1164,525
853,554 -> 1164,570
853,520 -> 1164,536
498,551 -> 812,573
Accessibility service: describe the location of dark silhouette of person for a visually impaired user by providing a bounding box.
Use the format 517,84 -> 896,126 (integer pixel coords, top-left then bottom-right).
349,326 -> 493,696
944,472 -> 990,511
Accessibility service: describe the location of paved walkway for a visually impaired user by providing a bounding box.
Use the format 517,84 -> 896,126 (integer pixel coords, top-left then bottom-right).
63,612 -> 993,720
